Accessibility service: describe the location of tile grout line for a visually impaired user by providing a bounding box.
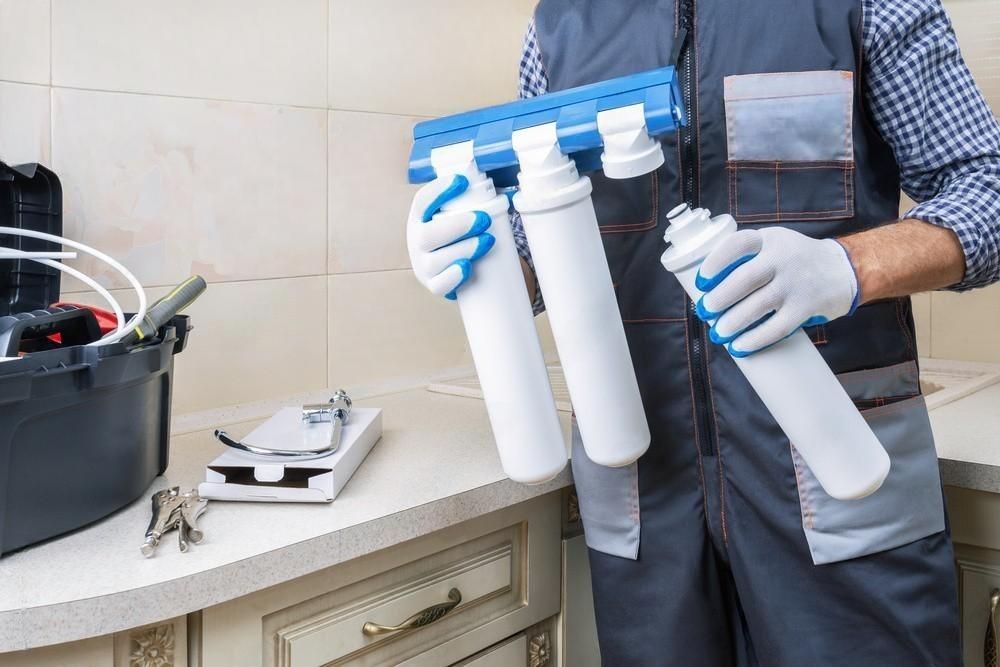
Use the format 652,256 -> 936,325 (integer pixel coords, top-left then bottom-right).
928,291 -> 934,358
48,0 -> 52,87
57,267 -> 417,296
48,0 -> 53,166
325,0 -> 332,387
41,83 -> 437,119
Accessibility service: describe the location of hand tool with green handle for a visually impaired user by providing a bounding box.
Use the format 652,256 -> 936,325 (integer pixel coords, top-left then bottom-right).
123,275 -> 206,347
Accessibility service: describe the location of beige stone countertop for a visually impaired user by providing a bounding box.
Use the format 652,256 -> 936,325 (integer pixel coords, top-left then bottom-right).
932,379 -> 1000,493
2,357 -> 999,653
0,388 -> 572,653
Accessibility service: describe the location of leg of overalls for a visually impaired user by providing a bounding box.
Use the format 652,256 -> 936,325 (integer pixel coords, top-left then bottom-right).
705,345 -> 961,665
575,321 -> 758,665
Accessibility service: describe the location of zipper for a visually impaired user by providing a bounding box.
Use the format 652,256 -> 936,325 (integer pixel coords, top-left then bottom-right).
676,0 -> 716,458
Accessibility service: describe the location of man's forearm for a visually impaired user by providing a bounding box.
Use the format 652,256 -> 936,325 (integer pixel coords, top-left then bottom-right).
838,219 -> 966,305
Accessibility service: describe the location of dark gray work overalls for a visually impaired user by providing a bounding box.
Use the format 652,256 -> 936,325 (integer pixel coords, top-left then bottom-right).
534,1 -> 961,664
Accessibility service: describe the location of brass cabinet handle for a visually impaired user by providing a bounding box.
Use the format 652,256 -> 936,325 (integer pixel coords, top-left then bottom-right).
362,588 -> 462,637
986,588 -> 1000,667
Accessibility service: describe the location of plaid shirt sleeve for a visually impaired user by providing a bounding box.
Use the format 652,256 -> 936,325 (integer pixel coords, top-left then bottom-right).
862,0 -> 1000,290
510,17 -> 550,315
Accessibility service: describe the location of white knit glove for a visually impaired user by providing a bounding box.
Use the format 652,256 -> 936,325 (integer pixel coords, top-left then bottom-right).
694,227 -> 860,357
407,174 -> 496,300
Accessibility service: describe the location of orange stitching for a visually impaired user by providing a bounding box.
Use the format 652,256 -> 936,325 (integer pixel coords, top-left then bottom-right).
726,162 -> 856,218
859,394 -> 923,421
775,161 -> 781,219
739,206 -> 852,217
735,163 -> 741,216
622,317 -> 688,324
790,444 -> 814,530
728,160 -> 854,170
729,158 -> 739,216
599,173 -> 659,233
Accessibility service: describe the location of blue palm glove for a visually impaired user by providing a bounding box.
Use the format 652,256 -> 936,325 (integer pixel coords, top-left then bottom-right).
407,174 -> 496,300
694,227 -> 860,357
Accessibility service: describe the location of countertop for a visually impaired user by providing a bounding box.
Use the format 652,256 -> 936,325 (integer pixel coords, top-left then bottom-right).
0,388 -> 572,653
1,357 -> 999,653
932,379 -> 1000,493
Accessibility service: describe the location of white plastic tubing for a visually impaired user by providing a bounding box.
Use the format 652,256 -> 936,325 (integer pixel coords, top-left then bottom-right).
512,122 -> 650,468
660,205 -> 890,500
429,143 -> 568,485
0,227 -> 147,345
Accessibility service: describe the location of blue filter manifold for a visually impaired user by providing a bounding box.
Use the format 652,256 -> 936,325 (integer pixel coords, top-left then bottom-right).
408,66 -> 686,188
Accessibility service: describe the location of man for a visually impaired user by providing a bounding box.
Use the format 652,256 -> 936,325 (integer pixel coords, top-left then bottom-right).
408,0 -> 999,663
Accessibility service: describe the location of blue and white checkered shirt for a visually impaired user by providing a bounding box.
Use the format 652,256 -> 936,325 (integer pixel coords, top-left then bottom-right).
511,0 -> 1000,313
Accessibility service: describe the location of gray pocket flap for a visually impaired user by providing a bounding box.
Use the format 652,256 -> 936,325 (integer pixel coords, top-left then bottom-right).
793,396 -> 944,565
724,70 -> 854,162
570,424 -> 641,560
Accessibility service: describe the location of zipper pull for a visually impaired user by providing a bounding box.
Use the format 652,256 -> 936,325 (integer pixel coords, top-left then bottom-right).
670,27 -> 689,69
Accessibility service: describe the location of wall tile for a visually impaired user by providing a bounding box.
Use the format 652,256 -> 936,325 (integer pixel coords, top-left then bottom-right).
51,0 -> 327,107
0,0 -> 50,85
328,0 -> 537,116
328,111 -> 418,273
66,276 -> 328,414
930,286 -> 1000,363
0,82 -> 50,165
52,88 -> 327,290
535,311 -> 559,361
329,271 -> 467,388
911,291 -> 931,356
943,0 -> 999,111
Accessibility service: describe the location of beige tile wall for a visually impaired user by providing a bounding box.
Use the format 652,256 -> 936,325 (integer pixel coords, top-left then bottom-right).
0,0 -> 995,413
0,0 -> 541,413
908,0 -> 1000,362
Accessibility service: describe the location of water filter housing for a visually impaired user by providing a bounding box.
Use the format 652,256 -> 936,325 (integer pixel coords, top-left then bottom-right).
660,205 -> 891,500
410,67 -> 686,472
424,143 -> 568,485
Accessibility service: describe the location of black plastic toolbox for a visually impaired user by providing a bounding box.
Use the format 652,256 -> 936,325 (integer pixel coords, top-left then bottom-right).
0,162 -> 63,315
0,317 -> 191,556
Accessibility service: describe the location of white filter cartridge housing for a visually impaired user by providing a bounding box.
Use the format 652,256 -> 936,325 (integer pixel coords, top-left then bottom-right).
660,205 -> 890,500
512,123 -> 650,468
429,144 -> 567,485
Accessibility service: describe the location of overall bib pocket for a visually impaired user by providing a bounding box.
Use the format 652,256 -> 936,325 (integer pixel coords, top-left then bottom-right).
791,361 -> 946,565
570,419 -> 641,560
724,70 -> 855,223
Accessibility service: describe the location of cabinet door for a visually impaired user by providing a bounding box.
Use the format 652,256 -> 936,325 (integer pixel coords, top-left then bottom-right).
957,545 -> 1000,667
453,634 -> 527,666
560,534 -> 600,667
199,493 -> 561,667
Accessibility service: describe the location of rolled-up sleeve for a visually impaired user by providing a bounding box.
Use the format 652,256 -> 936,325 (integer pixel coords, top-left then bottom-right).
862,0 -> 1000,290
510,17 -> 550,314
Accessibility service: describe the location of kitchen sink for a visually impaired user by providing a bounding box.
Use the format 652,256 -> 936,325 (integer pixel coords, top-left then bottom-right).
430,358 -> 1000,413
919,358 -> 1000,410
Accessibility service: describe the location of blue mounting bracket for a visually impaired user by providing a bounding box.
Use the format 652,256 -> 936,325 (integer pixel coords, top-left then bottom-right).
408,66 -> 686,188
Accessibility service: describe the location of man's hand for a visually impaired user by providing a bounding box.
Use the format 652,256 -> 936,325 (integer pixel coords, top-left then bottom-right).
694,228 -> 859,357
407,174 -> 496,300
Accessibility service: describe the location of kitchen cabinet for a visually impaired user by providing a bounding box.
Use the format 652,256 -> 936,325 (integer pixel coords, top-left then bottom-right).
0,493 -> 565,667
946,487 -> 1000,667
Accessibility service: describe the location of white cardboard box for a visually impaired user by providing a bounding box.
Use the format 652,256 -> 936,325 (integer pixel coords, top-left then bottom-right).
198,407 -> 382,503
